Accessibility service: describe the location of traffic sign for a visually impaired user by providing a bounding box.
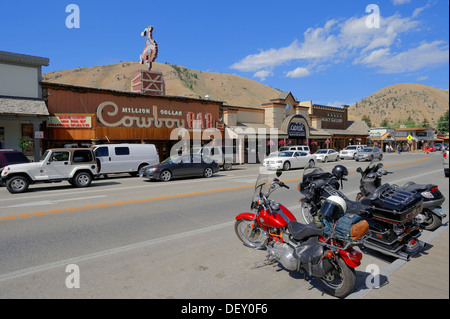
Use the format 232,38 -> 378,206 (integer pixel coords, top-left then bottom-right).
407,135 -> 413,141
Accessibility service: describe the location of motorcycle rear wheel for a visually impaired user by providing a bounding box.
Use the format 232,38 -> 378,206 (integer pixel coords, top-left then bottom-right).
234,219 -> 267,250
421,209 -> 442,231
315,257 -> 356,299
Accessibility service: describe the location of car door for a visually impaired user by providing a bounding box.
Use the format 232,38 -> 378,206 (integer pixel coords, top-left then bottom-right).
47,150 -> 72,179
296,151 -> 309,168
94,146 -> 113,174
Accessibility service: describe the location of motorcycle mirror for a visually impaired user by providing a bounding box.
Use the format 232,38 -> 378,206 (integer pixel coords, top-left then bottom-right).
356,167 -> 362,173
276,170 -> 282,177
378,163 -> 383,169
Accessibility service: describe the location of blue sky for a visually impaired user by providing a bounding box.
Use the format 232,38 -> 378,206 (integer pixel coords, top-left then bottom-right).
1,0 -> 448,106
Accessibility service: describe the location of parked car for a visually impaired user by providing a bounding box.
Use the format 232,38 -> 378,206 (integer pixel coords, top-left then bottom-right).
443,148 -> 449,177
1,148 -> 98,193
313,149 -> 340,162
339,145 -> 367,160
355,147 -> 383,161
189,145 -> 234,170
434,143 -> 444,151
0,149 -> 29,186
93,143 -> 159,176
140,154 -> 220,182
268,145 -> 311,157
423,146 -> 436,152
263,151 -> 315,171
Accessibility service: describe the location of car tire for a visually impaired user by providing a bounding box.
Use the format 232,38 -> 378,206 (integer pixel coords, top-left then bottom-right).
73,171 -> 93,188
203,167 -> 213,178
379,154 -> 383,160
283,161 -> 291,171
160,170 -> 172,182
222,162 -> 232,171
6,175 -> 30,193
323,156 -> 328,163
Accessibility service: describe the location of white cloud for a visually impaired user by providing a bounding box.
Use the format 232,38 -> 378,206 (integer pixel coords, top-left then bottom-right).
253,70 -> 273,81
285,67 -> 310,78
358,41 -> 449,73
392,0 -> 411,5
231,7 -> 447,77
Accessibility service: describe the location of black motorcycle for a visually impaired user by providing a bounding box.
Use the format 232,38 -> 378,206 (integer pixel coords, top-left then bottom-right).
299,165 -> 426,261
355,163 -> 446,231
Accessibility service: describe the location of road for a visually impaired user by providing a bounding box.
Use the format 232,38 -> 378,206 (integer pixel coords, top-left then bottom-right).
0,151 -> 448,301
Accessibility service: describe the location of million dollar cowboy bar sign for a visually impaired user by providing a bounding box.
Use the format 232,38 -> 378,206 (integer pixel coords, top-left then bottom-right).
42,83 -> 222,145
97,101 -> 215,130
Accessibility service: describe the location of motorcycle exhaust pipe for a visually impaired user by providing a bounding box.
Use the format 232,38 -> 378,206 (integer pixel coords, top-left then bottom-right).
362,241 -> 411,261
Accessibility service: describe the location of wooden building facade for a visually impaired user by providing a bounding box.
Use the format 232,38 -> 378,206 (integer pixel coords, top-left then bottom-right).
42,83 -> 222,160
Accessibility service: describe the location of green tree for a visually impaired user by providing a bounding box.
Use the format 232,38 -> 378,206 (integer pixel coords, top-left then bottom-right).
362,115 -> 372,128
380,118 -> 389,127
437,110 -> 449,132
421,118 -> 430,127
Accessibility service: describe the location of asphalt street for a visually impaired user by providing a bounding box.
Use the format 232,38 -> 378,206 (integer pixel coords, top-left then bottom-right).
0,151 -> 448,300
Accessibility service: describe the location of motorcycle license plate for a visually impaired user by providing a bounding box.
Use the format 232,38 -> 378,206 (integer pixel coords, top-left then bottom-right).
433,207 -> 447,217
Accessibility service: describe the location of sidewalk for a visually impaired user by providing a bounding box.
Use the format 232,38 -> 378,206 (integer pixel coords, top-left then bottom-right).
360,226 -> 449,299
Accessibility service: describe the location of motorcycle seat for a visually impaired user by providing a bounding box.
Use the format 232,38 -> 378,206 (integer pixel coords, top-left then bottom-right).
288,221 -> 323,241
402,182 -> 434,192
360,183 -> 391,204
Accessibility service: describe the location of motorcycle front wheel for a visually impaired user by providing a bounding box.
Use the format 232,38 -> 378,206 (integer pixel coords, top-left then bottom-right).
300,202 -> 314,224
315,257 -> 356,299
234,219 -> 267,250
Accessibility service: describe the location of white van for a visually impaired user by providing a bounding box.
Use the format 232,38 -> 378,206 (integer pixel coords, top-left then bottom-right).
93,144 -> 159,176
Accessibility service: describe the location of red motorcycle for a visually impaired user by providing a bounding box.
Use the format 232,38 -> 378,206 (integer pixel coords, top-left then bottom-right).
235,169 -> 368,298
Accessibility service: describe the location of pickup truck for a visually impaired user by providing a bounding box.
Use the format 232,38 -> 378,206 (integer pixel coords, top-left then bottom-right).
1,148 -> 98,193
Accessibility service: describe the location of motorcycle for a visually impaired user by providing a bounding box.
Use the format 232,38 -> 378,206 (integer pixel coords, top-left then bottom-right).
355,163 -> 446,231
234,168 -> 367,298
298,164 -> 426,261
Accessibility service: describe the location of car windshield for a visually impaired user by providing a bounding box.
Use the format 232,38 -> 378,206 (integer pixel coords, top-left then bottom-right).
162,156 -> 180,164
278,151 -> 293,157
315,150 -> 327,154
40,150 -> 50,162
361,148 -> 373,152
346,146 -> 357,150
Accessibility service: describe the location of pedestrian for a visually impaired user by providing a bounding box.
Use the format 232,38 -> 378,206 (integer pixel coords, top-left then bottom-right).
397,145 -> 401,154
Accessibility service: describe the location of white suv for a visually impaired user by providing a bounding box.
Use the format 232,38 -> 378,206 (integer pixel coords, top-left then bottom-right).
269,145 -> 311,157
339,145 -> 367,160
1,148 -> 98,193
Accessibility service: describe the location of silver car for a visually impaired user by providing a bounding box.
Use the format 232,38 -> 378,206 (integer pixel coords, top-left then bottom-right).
355,147 -> 383,161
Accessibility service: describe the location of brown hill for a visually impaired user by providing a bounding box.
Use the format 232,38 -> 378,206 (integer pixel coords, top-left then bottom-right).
43,63 -> 449,127
42,61 -> 281,108
348,83 -> 449,127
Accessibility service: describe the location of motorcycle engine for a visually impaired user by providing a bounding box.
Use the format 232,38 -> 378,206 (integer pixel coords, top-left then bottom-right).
267,242 -> 299,271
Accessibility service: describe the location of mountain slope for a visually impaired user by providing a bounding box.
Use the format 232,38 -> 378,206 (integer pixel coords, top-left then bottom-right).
42,61 -> 281,108
42,63 -> 449,127
348,83 -> 449,127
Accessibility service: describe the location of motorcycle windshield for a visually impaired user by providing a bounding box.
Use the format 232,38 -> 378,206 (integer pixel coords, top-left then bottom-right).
251,167 -> 279,208
302,166 -> 325,181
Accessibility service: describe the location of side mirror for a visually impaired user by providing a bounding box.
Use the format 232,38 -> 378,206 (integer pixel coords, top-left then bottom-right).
276,170 -> 282,177
377,163 -> 383,169
356,167 -> 362,173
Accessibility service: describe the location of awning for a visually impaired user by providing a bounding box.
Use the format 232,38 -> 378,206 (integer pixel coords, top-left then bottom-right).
226,122 -> 287,139
0,96 -> 49,116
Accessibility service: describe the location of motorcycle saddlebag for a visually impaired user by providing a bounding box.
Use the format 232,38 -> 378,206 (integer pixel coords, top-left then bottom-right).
294,237 -> 333,277
334,213 -> 369,241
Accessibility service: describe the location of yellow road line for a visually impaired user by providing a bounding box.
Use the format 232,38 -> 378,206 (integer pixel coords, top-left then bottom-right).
0,156 -> 433,222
